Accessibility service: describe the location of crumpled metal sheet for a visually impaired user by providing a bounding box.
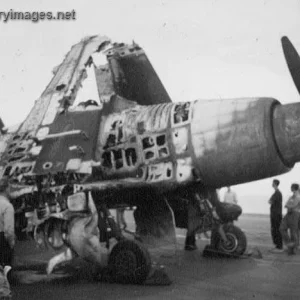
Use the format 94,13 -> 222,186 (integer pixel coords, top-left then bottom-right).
19,35 -> 110,134
0,35 -> 110,182
94,64 -> 115,104
123,103 -> 173,138
1,35 -> 175,193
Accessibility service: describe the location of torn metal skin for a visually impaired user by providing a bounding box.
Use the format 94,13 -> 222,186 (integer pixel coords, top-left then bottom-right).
0,36 -> 111,185
2,35 -> 300,274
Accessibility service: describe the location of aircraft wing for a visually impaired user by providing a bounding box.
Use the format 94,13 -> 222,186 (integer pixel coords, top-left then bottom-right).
0,35 -> 110,186
0,34 -> 172,195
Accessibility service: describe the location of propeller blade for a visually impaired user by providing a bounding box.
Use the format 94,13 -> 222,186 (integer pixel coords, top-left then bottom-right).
281,36 -> 300,95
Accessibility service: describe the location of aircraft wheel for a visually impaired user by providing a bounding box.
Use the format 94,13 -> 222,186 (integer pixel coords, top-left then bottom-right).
108,239 -> 151,284
212,224 -> 247,256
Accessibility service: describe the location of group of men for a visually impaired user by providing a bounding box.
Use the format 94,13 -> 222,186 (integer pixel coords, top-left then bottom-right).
1,176 -> 299,295
269,179 -> 300,255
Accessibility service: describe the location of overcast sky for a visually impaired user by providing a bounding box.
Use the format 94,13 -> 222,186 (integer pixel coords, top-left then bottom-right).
1,0 -> 300,213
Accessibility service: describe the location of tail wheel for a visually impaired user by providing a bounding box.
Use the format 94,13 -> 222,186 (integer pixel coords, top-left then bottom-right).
108,240 -> 151,284
213,224 -> 247,256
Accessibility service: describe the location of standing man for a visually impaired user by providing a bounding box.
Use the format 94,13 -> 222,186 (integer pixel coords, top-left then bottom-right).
0,177 -> 14,298
268,179 -> 283,252
280,183 -> 300,255
0,178 -> 14,267
223,186 -> 238,205
185,192 -> 202,251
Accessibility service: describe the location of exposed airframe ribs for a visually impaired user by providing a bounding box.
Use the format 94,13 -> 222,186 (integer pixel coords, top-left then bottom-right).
0,34 -> 173,194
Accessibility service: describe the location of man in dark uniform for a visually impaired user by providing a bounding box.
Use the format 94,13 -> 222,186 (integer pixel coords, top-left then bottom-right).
269,179 -> 283,252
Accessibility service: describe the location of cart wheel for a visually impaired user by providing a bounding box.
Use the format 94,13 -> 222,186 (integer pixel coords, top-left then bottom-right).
108,239 -> 151,284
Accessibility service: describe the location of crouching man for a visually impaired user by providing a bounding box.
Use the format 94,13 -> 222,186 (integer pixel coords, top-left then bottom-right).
45,189 -> 107,275
280,183 -> 300,255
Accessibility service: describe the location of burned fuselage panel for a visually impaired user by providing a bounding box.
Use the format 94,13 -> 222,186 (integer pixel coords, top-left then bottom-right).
4,35 -> 297,200
0,35 -> 112,188
89,96 -> 295,192
173,102 -> 191,124
95,101 -> 195,189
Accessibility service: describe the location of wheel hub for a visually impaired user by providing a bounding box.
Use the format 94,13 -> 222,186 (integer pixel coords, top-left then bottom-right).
220,233 -> 238,253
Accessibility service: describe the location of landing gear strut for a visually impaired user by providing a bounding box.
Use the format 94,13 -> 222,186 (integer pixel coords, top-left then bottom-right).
97,205 -> 152,284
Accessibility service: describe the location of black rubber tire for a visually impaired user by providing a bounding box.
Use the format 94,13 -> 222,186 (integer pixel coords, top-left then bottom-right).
212,224 -> 247,256
108,239 -> 151,284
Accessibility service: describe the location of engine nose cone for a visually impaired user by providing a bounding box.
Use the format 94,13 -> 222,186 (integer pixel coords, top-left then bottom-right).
273,102 -> 300,167
190,98 -> 289,187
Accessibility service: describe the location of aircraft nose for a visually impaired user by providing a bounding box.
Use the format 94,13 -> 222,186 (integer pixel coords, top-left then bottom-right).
273,102 -> 300,167
189,97 -> 292,187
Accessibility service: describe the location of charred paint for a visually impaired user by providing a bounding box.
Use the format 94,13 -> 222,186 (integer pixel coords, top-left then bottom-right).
2,34 -> 300,199
0,35 -> 110,182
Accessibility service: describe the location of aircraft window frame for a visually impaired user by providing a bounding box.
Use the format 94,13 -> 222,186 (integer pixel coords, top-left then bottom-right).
12,135 -> 21,141
147,162 -> 173,182
142,133 -> 169,161
113,149 -> 124,169
13,146 -> 28,154
3,166 -> 12,176
158,147 -> 169,158
8,155 -> 26,163
8,143 -> 17,149
145,150 -> 155,160
109,119 -> 124,144
142,137 -> 155,150
102,151 -> 113,168
105,133 -> 116,148
102,146 -> 138,171
166,167 -> 172,178
104,117 -> 124,149
125,147 -> 137,167
156,135 -> 166,146
172,102 -> 191,126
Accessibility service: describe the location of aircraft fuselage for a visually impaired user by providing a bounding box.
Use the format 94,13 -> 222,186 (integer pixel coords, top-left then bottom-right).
31,96 -> 300,192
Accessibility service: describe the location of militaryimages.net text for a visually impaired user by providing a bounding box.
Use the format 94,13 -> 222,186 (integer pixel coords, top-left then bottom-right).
0,9 -> 76,23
